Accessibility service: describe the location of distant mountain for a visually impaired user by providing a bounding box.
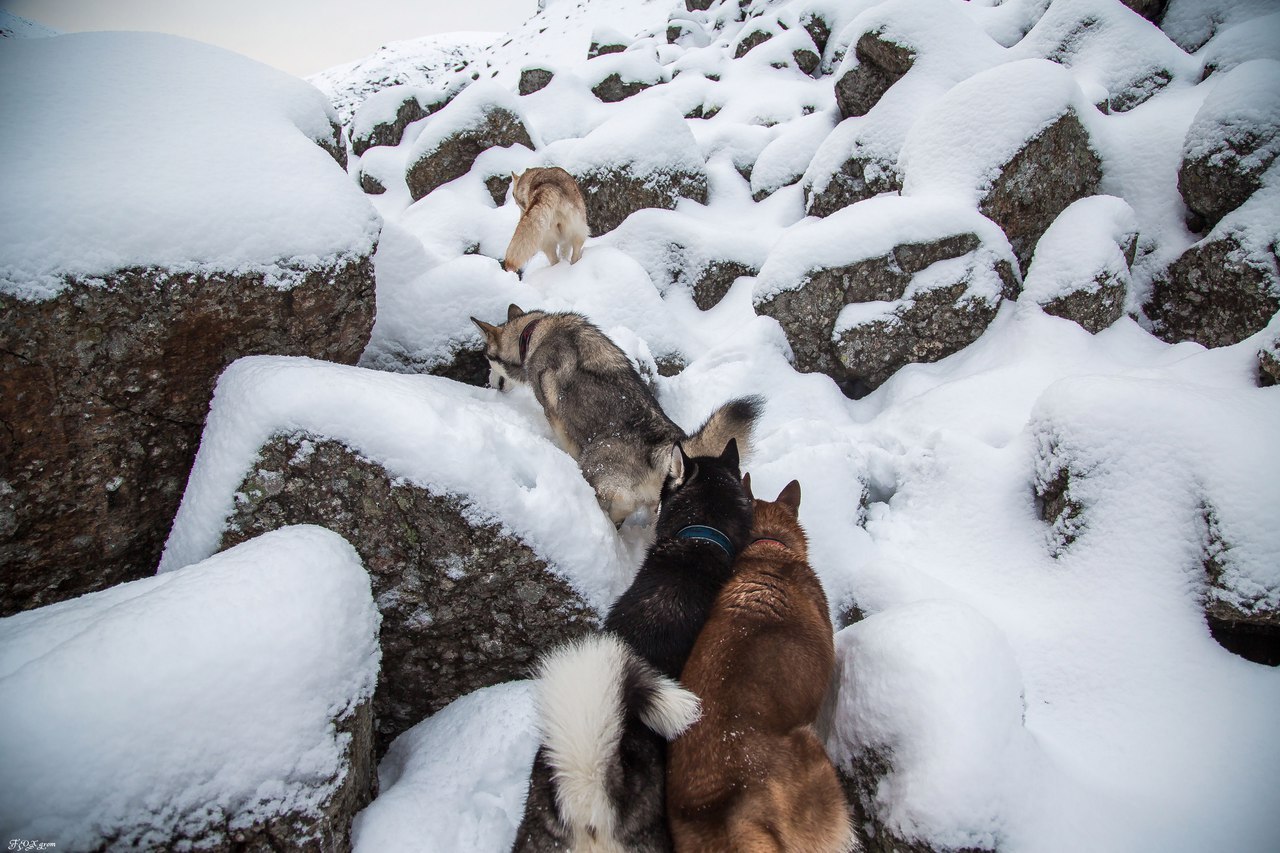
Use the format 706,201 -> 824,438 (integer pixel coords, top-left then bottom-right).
308,31 -> 499,125
0,10 -> 60,40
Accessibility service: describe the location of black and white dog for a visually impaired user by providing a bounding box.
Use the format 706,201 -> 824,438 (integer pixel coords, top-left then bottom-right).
512,439 -> 755,852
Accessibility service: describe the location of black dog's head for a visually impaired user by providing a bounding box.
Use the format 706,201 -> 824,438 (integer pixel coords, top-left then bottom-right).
656,438 -> 753,554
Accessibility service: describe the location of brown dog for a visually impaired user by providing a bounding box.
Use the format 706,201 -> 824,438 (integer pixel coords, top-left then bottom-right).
667,477 -> 855,853
503,166 -> 588,274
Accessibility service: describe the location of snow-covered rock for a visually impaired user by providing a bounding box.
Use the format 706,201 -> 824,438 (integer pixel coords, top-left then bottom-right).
351,84 -> 456,157
1021,195 -> 1139,333
0,32 -> 379,616
755,196 -> 1018,392
1177,59 -> 1280,231
0,525 -> 381,850
405,82 -> 536,202
901,58 -> 1103,272
160,357 -> 648,748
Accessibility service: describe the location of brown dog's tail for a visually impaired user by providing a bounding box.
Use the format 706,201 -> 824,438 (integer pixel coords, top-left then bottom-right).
681,395 -> 764,460
503,199 -> 556,273
533,633 -> 700,844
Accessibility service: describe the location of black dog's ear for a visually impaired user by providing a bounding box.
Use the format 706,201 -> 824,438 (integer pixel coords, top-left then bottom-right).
719,438 -> 739,472
776,479 -> 801,512
507,303 -> 525,322
471,317 -> 498,342
742,472 -> 753,501
667,445 -> 686,482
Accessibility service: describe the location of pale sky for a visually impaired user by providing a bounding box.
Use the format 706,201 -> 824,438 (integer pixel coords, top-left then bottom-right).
1,0 -> 538,76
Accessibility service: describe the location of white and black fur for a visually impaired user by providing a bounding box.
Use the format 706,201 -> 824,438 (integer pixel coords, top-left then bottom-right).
470,305 -> 761,525
512,440 -> 754,852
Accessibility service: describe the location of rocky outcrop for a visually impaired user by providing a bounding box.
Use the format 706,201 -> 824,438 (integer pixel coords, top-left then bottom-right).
405,86 -> 535,201
350,86 -> 452,157
835,29 -> 916,119
755,200 -> 1017,392
806,150 -> 902,217
1177,60 -> 1280,231
694,259 -> 759,310
0,260 -> 376,616
519,67 -> 555,95
574,164 -> 707,233
1149,229 -> 1280,348
221,434 -> 600,753
734,27 -> 775,59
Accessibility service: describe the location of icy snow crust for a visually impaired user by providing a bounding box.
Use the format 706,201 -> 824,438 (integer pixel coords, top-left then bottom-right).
12,0 -> 1277,848
0,32 -> 381,300
0,526 -> 381,848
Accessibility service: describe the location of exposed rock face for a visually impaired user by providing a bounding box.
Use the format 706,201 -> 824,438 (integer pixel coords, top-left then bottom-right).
801,11 -> 832,57
0,260 -> 376,616
835,29 -> 916,119
1040,278 -> 1126,334
1149,231 -> 1280,347
572,165 -> 708,235
833,245 -> 1016,392
1260,336 -> 1280,386
694,260 -> 759,310
351,89 -> 450,157
734,27 -> 775,59
591,72 -> 656,102
360,170 -> 387,194
757,223 -> 1016,393
1202,502 -> 1280,667
1121,0 -> 1169,24
221,434 -> 601,753
405,102 -> 534,202
979,111 -> 1102,273
1177,61 -> 1280,231
588,40 -> 628,59
806,153 -> 901,217
519,67 -> 555,95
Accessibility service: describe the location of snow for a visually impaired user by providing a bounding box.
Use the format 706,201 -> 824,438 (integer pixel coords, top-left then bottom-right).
0,32 -> 380,301
1181,59 -> 1280,172
0,525 -> 381,848
8,0 -> 1280,849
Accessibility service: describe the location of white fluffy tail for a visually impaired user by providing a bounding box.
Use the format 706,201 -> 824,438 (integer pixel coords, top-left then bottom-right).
534,634 -> 701,846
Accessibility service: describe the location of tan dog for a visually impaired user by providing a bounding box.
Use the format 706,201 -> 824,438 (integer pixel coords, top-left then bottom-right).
503,166 -> 588,274
667,477 -> 855,853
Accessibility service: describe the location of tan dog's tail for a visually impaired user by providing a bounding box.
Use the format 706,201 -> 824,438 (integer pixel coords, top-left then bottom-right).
504,199 -> 556,273
681,395 -> 764,460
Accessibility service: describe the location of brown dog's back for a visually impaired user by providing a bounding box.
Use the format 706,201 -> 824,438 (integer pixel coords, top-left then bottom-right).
667,481 -> 855,853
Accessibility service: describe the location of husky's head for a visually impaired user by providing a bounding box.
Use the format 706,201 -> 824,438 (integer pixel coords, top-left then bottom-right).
470,303 -> 536,392
510,170 -> 529,210
656,438 -> 753,552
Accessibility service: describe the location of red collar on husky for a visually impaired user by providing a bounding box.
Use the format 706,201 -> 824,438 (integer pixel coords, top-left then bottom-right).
519,318 -> 542,364
749,537 -> 790,551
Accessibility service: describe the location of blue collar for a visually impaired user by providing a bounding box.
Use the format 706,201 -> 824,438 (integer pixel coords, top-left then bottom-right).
675,525 -> 735,560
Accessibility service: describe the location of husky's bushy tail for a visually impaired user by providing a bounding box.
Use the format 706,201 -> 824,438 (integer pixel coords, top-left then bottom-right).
680,395 -> 764,460
533,633 -> 701,849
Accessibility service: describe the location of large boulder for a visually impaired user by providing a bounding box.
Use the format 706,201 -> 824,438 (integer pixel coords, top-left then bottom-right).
405,82 -> 536,201
161,358 -> 627,753
754,197 -> 1018,393
1148,183 -> 1279,347
1021,195 -> 1139,333
0,526 -> 381,850
0,33 -> 379,616
901,59 -> 1103,273
586,50 -> 665,102
1178,60 -> 1280,231
834,28 -> 916,119
350,84 -> 454,156
1012,0 -> 1196,113
541,104 -> 709,233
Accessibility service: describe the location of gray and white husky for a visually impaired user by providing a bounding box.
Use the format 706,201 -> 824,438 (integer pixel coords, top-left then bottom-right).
470,305 -> 762,525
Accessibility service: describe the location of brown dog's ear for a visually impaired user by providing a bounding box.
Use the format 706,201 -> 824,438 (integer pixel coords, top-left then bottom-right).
507,303 -> 525,322
776,480 -> 801,512
470,317 -> 498,342
719,437 -> 739,471
741,472 -> 753,500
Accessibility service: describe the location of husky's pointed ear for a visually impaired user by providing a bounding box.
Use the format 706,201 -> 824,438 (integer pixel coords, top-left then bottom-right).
511,171 -> 519,181
719,438 -> 739,471
470,316 -> 498,342
776,479 -> 801,512
507,303 -> 525,322
667,445 -> 685,481
742,472 -> 753,500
